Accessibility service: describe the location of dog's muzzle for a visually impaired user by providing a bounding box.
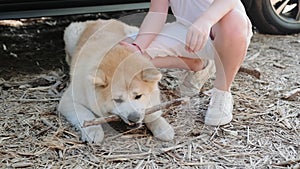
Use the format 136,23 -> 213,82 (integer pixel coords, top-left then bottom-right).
127,112 -> 141,123
112,102 -> 145,125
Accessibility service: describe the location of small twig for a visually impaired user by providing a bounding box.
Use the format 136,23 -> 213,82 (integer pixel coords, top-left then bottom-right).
134,160 -> 144,169
80,157 -> 99,167
277,107 -> 292,129
273,62 -> 286,69
11,162 -> 33,168
7,98 -> 60,102
247,126 -> 252,144
209,126 -> 220,141
102,150 -> 151,160
238,66 -> 261,79
161,144 -> 185,153
160,134 -> 207,153
166,151 -> 215,166
41,118 -> 58,130
282,88 -> 300,100
273,158 -> 300,167
1,77 -> 51,88
83,97 -> 189,127
187,144 -> 192,161
246,51 -> 260,61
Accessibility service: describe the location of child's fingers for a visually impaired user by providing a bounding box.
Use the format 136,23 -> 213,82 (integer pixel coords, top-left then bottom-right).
189,34 -> 199,52
185,30 -> 193,52
194,35 -> 206,52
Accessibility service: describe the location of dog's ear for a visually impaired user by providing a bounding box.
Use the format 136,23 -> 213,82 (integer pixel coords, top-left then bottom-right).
89,70 -> 108,88
142,68 -> 162,82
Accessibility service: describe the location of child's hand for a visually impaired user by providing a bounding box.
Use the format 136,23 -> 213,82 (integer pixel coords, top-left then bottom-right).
185,19 -> 213,53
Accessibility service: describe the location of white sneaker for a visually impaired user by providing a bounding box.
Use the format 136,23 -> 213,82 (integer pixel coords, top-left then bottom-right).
178,59 -> 216,97
205,88 -> 233,126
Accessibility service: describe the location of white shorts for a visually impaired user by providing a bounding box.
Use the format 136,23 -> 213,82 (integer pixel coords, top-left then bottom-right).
127,22 -> 217,60
127,19 -> 252,60
146,22 -> 217,60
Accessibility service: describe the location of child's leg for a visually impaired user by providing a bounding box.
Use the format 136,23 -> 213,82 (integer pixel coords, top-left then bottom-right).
211,9 -> 252,91
204,8 -> 252,126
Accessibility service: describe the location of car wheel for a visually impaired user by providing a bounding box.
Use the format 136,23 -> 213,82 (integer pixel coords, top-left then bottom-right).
247,0 -> 300,34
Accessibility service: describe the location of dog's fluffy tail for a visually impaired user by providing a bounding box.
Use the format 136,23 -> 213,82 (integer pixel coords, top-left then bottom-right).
63,21 -> 87,65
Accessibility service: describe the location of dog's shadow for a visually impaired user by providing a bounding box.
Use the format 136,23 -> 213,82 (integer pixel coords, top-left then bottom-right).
102,121 -> 149,137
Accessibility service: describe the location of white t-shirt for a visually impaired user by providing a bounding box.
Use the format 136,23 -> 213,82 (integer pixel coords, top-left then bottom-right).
169,0 -> 247,25
170,0 -> 213,25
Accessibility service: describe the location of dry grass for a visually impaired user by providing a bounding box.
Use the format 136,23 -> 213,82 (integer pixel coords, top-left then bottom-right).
0,31 -> 299,168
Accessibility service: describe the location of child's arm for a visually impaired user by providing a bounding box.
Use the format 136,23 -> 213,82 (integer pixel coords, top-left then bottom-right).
132,0 -> 169,50
198,0 -> 240,26
186,0 -> 240,52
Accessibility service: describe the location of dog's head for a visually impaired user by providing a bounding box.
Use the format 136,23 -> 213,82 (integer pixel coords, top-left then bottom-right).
90,45 -> 162,125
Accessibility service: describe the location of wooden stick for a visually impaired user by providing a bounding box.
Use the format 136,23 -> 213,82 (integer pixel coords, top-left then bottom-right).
282,88 -> 300,100
83,97 -> 190,127
238,66 -> 261,79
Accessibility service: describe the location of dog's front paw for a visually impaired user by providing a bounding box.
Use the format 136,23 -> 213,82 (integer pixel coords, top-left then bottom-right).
81,125 -> 104,143
146,117 -> 174,141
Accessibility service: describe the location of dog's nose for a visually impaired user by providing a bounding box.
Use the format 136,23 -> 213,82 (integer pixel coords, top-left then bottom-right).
127,112 -> 141,123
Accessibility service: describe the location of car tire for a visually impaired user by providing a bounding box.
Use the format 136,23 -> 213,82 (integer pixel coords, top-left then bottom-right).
247,0 -> 300,34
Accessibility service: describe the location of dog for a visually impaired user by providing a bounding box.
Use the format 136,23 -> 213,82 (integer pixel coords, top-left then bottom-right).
58,19 -> 174,143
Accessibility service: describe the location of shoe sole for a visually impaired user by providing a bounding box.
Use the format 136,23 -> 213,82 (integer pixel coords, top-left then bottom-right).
205,113 -> 233,126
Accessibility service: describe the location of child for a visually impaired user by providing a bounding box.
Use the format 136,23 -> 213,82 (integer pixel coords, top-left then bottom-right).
121,0 -> 253,126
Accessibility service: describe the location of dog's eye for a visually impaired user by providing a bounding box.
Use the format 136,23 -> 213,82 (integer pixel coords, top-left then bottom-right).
134,94 -> 142,100
113,98 -> 123,103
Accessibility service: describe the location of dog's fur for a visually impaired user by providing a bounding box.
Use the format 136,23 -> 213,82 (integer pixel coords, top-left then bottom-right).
58,19 -> 174,143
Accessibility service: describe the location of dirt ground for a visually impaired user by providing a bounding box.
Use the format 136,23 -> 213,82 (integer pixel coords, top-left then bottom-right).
0,12 -> 299,169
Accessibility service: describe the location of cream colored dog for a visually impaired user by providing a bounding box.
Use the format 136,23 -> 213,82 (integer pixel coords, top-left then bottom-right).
58,19 -> 174,143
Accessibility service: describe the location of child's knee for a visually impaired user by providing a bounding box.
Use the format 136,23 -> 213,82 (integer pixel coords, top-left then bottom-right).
217,9 -> 252,42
